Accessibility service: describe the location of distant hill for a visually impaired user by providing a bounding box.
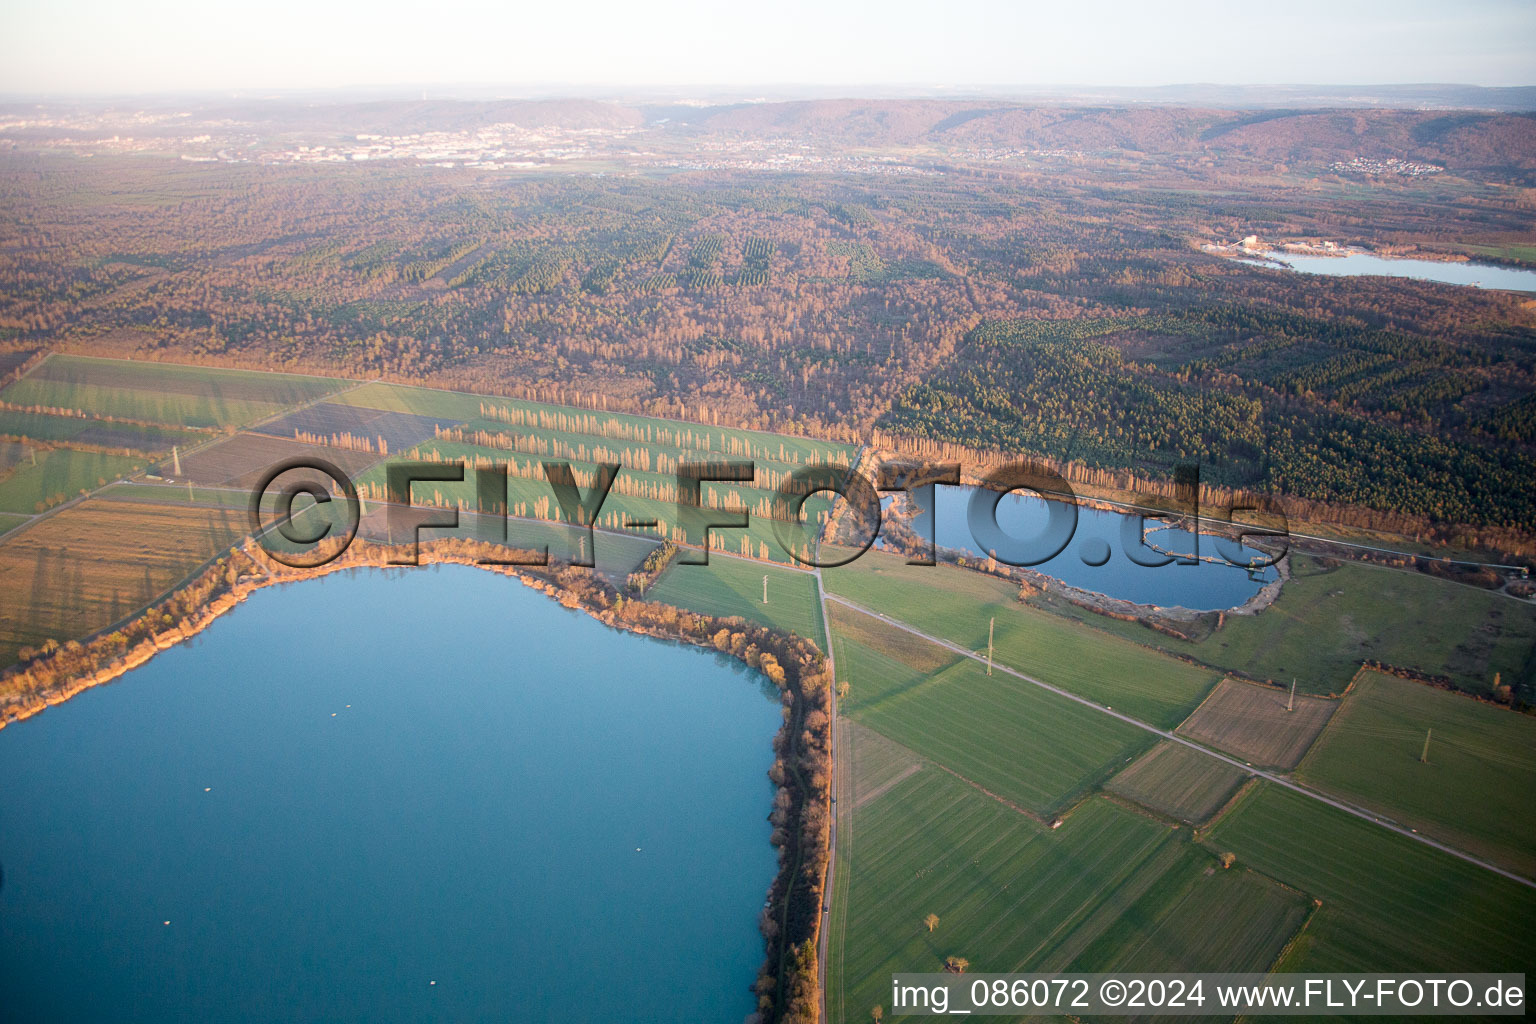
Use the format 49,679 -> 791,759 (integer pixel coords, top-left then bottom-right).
690,101 -> 1536,175
4,93 -> 1531,177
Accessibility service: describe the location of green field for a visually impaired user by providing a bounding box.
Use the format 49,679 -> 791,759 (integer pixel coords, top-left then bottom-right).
826,747 -> 1307,1024
1105,741 -> 1249,824
1060,851 -> 1310,974
646,555 -> 825,640
828,601 -> 1153,816
1296,671 -> 1536,877
1206,784 -> 1536,972
1457,243 -> 1536,264
0,449 -> 146,514
823,547 -> 1222,728
0,513 -> 30,538
0,409 -> 205,452
1,355 -> 345,429
1030,554 -> 1536,698
98,482 -> 254,510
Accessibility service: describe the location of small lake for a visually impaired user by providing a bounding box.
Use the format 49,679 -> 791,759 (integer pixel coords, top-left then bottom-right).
1253,252 -> 1536,291
0,565 -> 781,1023
887,485 -> 1279,611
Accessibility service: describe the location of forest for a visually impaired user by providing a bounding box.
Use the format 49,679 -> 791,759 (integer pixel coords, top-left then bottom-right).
1,107 -> 1533,541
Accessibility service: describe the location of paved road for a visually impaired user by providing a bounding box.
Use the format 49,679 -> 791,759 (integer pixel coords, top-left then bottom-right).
822,591 -> 1536,891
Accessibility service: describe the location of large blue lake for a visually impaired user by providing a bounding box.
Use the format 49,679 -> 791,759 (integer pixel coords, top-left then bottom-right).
0,565 -> 780,1023
889,484 -> 1279,611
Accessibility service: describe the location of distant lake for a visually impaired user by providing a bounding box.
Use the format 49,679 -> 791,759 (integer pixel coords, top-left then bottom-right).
887,485 -> 1279,611
1251,252 -> 1536,291
0,566 -> 780,1023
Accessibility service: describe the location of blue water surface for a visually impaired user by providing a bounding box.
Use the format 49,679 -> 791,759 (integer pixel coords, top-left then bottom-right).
0,565 -> 780,1023
893,484 -> 1279,611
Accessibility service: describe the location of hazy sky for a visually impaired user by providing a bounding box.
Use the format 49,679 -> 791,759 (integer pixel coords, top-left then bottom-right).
2,0 -> 1533,95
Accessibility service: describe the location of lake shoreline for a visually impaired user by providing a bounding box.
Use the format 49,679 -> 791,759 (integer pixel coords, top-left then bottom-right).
0,536 -> 833,1024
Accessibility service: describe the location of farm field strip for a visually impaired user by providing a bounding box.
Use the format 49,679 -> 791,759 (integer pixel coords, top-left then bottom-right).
822,591 -> 1536,889
330,380 -> 857,468
850,656 -> 1153,818
0,410 -> 206,453
822,548 -> 1221,728
1207,784 -> 1536,972
378,438 -> 834,523
0,449 -> 149,515
250,401 -> 460,453
1295,670 -> 1536,877
2,355 -> 347,429
166,432 -> 385,489
0,498 -> 248,666
827,770 -> 1179,1022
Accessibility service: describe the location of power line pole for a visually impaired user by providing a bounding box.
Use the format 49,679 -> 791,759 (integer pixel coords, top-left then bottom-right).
1420,728 -> 1432,764
1288,678 -> 1296,712
987,616 -> 995,676
763,574 -> 769,604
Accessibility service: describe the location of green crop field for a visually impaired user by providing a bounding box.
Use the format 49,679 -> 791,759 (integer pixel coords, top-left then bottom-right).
1059,849 -> 1310,974
1105,741 -> 1249,824
1030,554 -> 1536,698
99,482 -> 254,510
1,355 -> 346,429
822,547 -> 1222,728
827,768 -> 1172,1024
0,449 -> 146,514
828,603 -> 965,711
0,410 -> 206,453
832,623 -> 1153,816
1296,671 -> 1536,877
826,750 -> 1307,1024
646,556 -> 824,641
1206,784 -> 1536,972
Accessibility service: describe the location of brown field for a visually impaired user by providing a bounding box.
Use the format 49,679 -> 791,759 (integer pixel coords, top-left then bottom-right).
169,432 -> 382,489
1106,740 -> 1249,824
0,499 -> 246,666
1176,677 -> 1337,769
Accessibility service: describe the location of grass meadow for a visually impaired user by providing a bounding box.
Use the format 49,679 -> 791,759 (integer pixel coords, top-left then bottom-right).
1033,554 -> 1536,698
